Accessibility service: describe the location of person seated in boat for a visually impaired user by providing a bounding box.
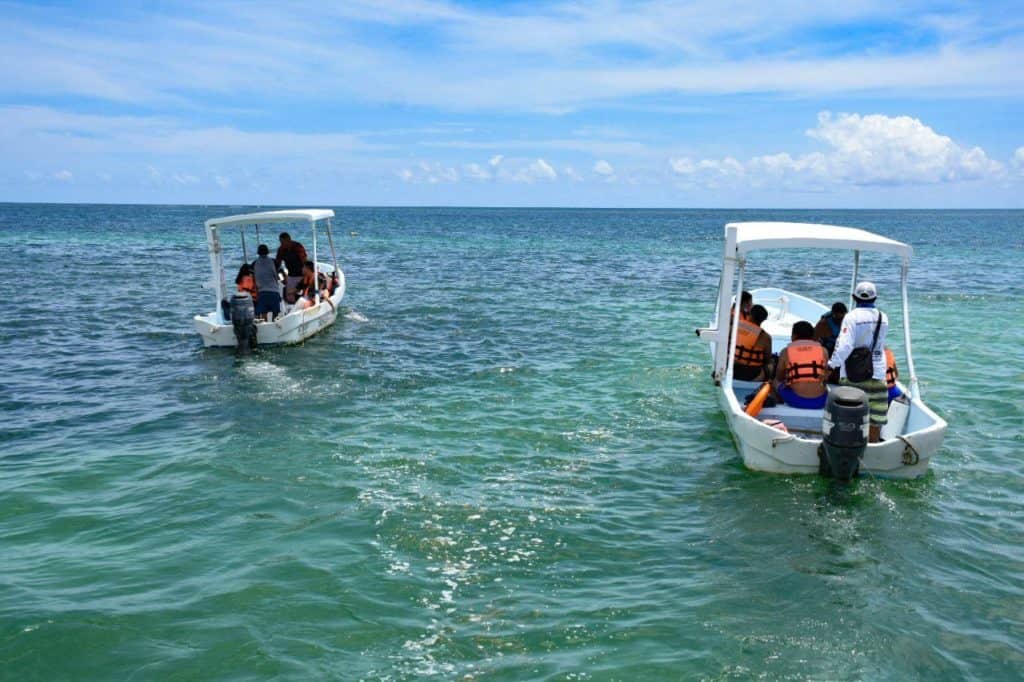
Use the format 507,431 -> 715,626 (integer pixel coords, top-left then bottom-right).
730,290 -> 753,323
885,346 -> 903,403
733,304 -> 772,381
235,264 -> 256,299
813,301 -> 847,358
275,232 -> 308,304
295,260 -> 329,310
774,321 -> 829,409
828,281 -> 889,443
252,243 -> 282,321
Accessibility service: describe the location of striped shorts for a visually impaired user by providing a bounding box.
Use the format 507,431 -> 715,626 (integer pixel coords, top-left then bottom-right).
841,378 -> 889,425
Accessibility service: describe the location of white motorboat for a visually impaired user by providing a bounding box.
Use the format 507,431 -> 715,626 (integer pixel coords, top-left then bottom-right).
193,209 -> 346,348
696,222 -> 946,479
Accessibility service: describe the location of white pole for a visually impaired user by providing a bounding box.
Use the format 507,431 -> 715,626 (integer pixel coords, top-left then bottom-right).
207,223 -> 225,317
311,218 -> 319,304
326,217 -> 340,277
900,260 -> 919,398
726,260 -> 745,383
713,226 -> 738,381
240,226 -> 249,263
850,250 -> 860,304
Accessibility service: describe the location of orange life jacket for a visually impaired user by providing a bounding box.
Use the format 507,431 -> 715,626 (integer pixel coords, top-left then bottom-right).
734,320 -> 767,367
784,340 -> 828,385
885,347 -> 898,388
237,273 -> 256,296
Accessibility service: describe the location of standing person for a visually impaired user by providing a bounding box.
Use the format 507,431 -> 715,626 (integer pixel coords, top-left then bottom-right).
775,321 -> 829,409
828,281 -> 889,442
733,304 -> 773,381
252,244 -> 281,320
274,232 -> 307,303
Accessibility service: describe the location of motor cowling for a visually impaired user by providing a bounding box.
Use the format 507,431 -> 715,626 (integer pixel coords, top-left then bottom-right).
229,293 -> 257,355
819,386 -> 869,481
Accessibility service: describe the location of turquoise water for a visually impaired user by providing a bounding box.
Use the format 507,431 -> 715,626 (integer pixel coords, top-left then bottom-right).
1,205 -> 1022,679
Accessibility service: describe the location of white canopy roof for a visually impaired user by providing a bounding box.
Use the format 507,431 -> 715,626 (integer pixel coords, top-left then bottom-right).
727,222 -> 912,260
205,209 -> 334,229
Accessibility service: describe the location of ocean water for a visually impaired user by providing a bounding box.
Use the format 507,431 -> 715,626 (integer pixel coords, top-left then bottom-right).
1,204 -> 1022,680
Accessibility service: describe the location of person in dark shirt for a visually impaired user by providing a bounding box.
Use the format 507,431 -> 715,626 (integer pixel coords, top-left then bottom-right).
275,232 -> 307,303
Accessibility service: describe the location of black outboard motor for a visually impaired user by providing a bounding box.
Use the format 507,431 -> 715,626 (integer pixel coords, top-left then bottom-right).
229,293 -> 257,355
819,386 -> 869,481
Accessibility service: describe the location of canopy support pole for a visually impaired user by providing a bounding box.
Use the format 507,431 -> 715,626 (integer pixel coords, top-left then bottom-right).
901,260 -> 919,399
850,250 -> 860,304
712,226 -> 739,382
311,218 -> 319,304
726,260 -> 745,383
240,226 -> 249,264
326,217 -> 340,281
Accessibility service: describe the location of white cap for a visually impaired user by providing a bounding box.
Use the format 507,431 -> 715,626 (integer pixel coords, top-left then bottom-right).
853,281 -> 877,301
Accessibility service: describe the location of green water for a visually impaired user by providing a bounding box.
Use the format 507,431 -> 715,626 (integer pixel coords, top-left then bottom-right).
1,205 -> 1022,679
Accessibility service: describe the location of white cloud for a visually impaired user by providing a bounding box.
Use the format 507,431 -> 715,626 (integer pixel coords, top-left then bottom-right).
463,162 -> 490,180
488,154 -> 504,167
670,112 -> 1004,189
563,165 -> 583,182
53,169 -> 72,182
398,161 -> 460,184
593,159 -> 614,177
1014,147 -> 1024,167
2,4 -> 1022,113
214,175 -> 231,188
173,172 -> 200,185
511,158 -> 557,183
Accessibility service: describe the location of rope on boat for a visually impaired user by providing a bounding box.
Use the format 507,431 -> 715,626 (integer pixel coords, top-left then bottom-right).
896,435 -> 921,465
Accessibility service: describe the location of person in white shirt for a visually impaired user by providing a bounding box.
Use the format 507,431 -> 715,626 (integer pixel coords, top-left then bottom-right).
827,281 -> 889,442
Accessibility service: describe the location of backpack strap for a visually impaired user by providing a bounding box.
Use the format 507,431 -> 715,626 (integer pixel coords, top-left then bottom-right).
869,311 -> 882,352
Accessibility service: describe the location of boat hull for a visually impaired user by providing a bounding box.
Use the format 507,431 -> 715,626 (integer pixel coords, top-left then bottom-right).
194,288 -> 345,348
716,385 -> 945,479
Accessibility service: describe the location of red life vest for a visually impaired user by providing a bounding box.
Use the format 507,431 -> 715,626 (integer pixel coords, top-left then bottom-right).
734,320 -> 767,367
784,340 -> 827,385
885,347 -> 898,388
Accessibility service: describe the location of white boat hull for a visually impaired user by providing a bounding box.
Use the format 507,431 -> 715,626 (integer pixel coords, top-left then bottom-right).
194,277 -> 346,348
716,382 -> 945,480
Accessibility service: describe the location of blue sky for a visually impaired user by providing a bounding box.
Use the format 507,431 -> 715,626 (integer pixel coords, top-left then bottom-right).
2,0 -> 1023,207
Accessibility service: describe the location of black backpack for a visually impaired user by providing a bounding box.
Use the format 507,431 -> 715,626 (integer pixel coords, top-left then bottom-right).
844,312 -> 882,382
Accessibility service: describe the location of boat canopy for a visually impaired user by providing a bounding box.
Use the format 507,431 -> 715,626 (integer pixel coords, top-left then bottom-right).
727,222 -> 912,261
205,209 -> 335,230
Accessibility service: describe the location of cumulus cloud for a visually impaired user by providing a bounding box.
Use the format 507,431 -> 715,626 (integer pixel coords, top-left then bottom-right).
463,162 -> 491,180
670,112 -> 1004,189
398,161 -> 460,184
488,154 -> 504,167
214,175 -> 231,188
1014,147 -> 1024,167
563,165 -> 583,182
593,159 -> 615,181
511,158 -> 557,183
53,169 -> 73,182
173,172 -> 200,185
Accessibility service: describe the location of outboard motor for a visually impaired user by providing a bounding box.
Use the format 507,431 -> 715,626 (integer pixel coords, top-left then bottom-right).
819,386 -> 869,481
229,293 -> 257,355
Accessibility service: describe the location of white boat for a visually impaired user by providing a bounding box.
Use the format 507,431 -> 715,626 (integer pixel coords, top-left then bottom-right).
696,222 -> 946,479
193,209 -> 346,348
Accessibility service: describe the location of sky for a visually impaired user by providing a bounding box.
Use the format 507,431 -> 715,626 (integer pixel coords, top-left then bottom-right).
1,0 -> 1023,207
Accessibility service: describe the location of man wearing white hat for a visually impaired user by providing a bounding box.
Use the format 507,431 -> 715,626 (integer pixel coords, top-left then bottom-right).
827,281 -> 889,442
